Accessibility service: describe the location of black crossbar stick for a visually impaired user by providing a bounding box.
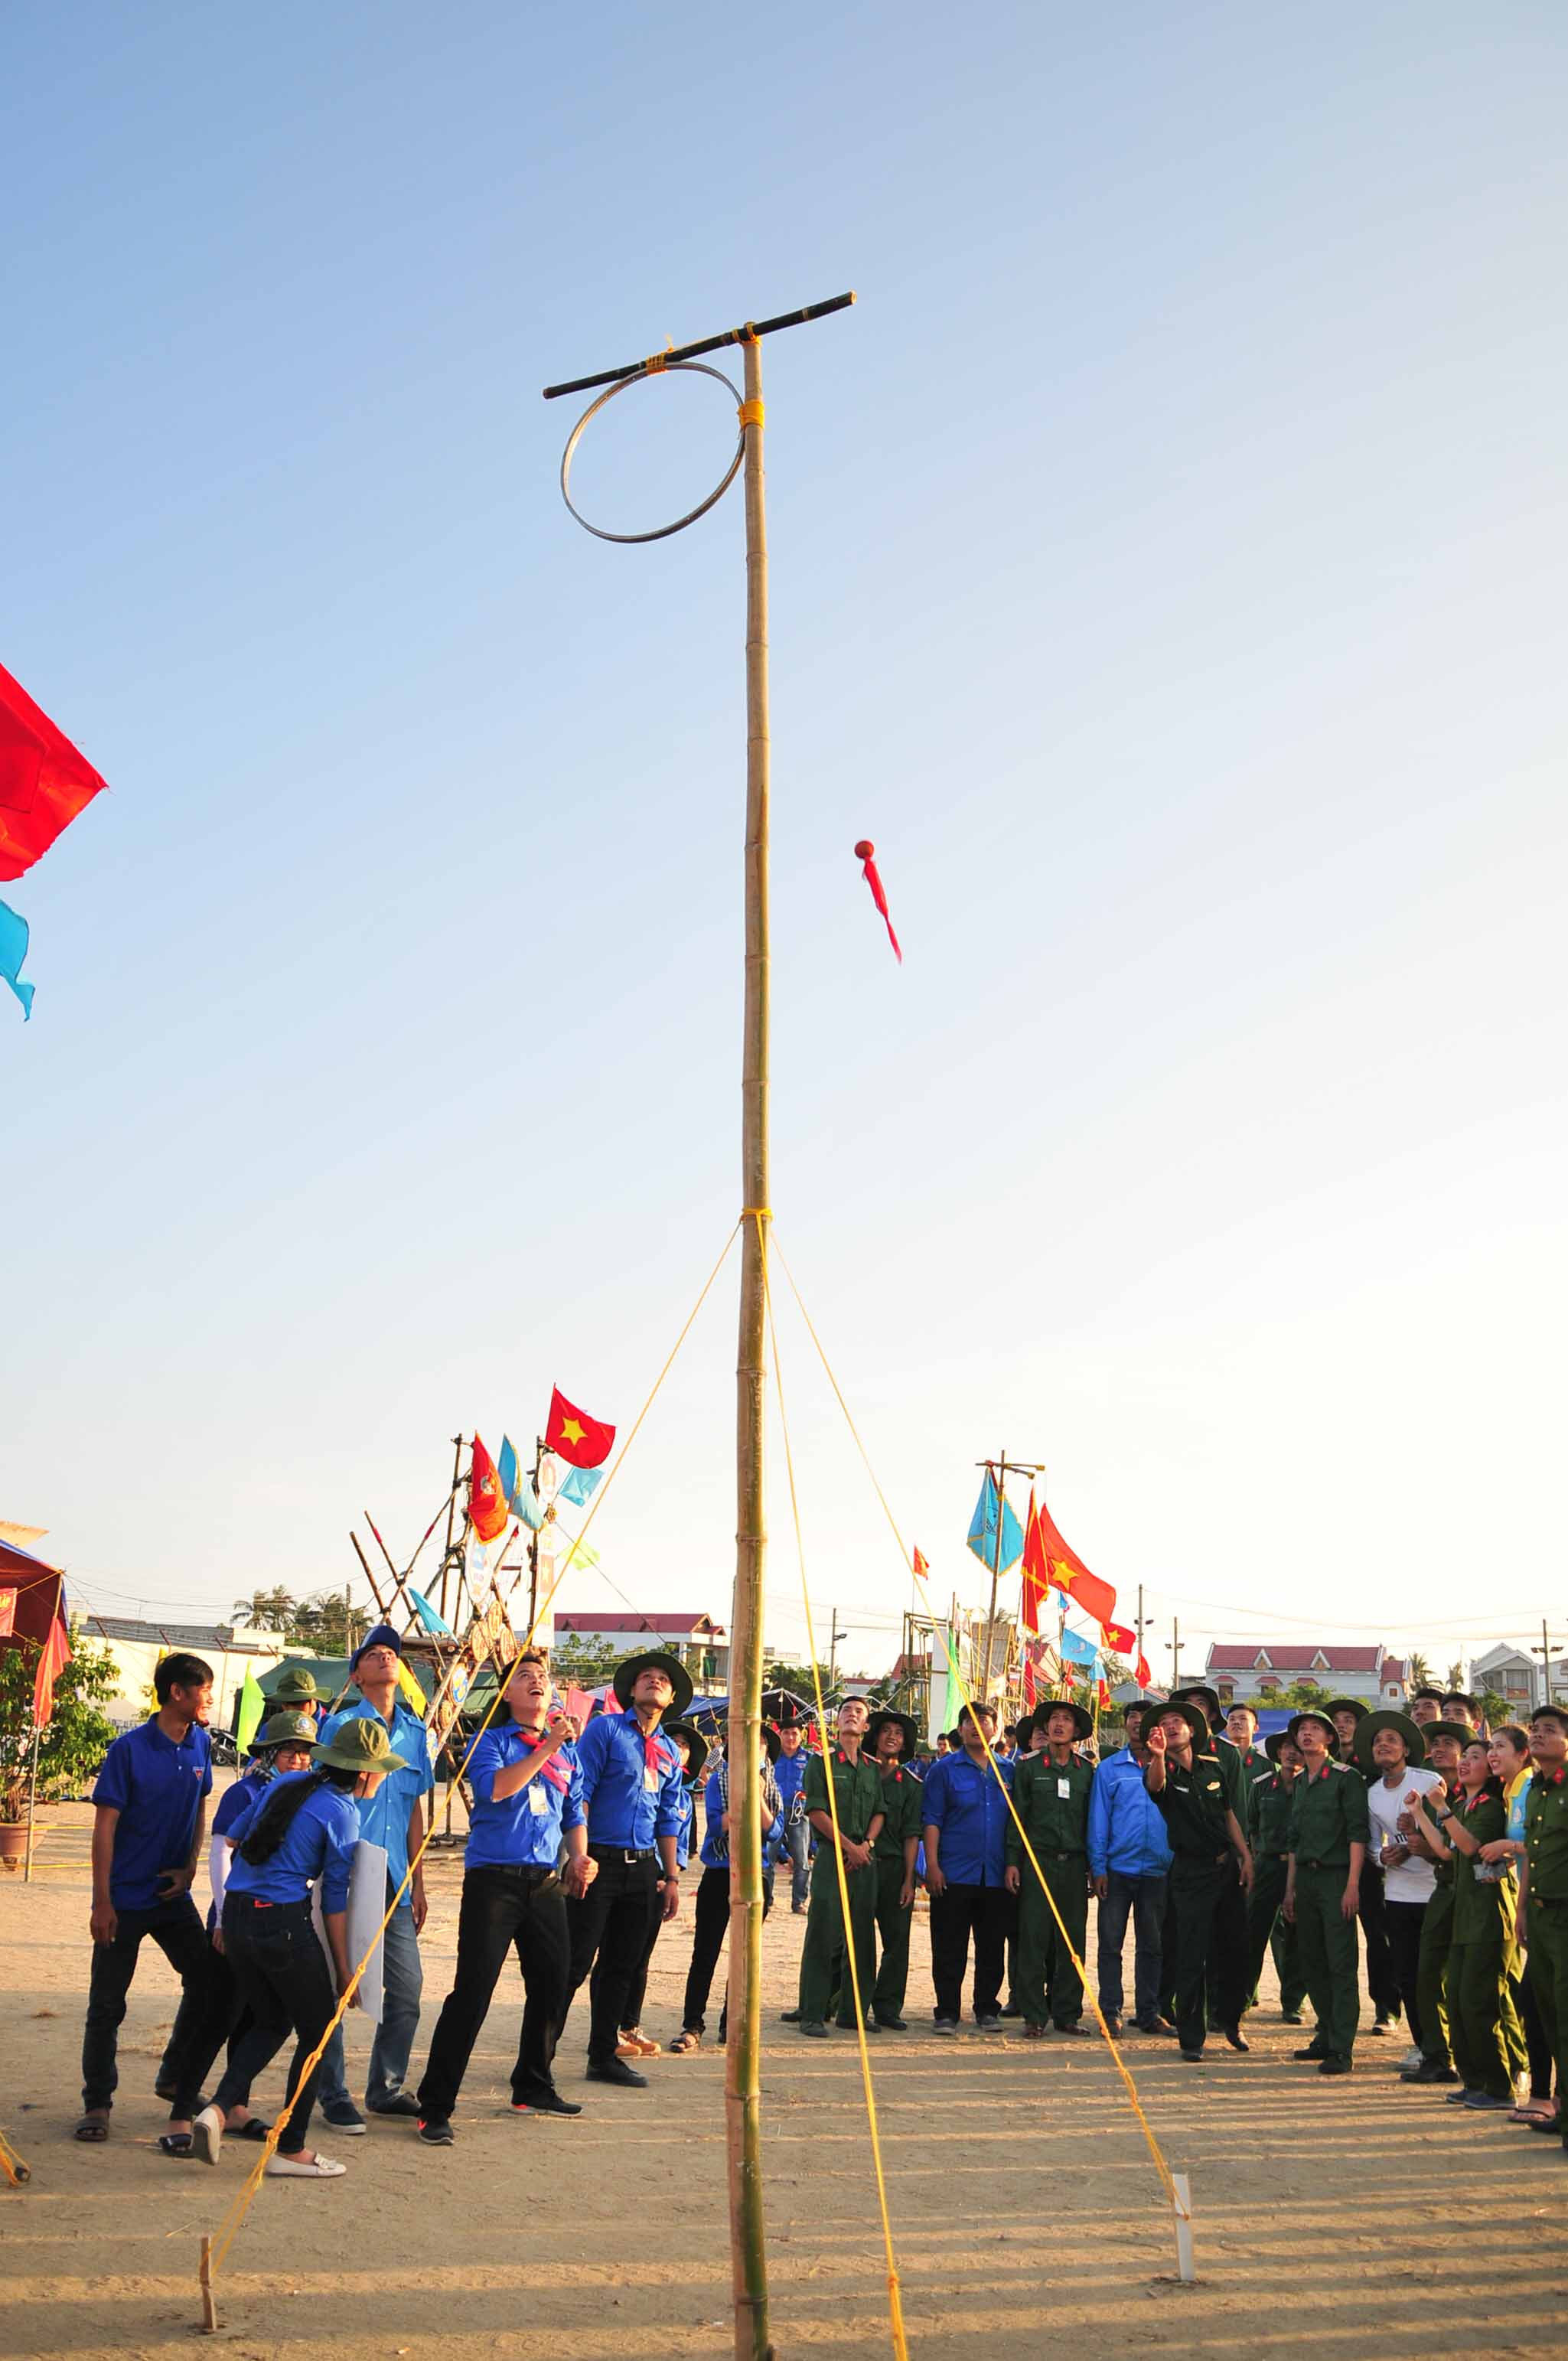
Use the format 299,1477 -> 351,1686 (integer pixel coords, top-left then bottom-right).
542,291 -> 856,399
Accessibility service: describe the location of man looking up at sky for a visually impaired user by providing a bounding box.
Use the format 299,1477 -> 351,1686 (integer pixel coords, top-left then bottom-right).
1143,1699 -> 1253,2061
1283,1708 -> 1368,2078
773,1716 -> 812,1913
1088,1701 -> 1173,2039
794,1698 -> 884,2037
1006,1699 -> 1095,2036
315,1624 -> 436,2132
921,1701 -> 1015,2035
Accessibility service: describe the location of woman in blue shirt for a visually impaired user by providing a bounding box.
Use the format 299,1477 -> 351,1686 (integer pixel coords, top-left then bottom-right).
191,1716 -> 405,2180
668,1723 -> 784,2052
412,1651 -> 590,2144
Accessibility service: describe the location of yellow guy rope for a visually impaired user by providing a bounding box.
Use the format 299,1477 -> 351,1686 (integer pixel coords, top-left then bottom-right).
0,2127 -> 32,2186
756,1215 -> 909,2361
769,1231 -> 1181,2211
206,1221 -> 742,2283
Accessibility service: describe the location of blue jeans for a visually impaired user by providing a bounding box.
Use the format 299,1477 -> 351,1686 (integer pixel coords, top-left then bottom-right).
783,1819 -> 810,1909
1096,1870 -> 1169,2024
318,1883 -> 422,2108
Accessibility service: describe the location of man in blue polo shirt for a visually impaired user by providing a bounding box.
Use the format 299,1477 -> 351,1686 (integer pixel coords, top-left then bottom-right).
314,1624 -> 436,2129
1087,1698 -> 1174,2037
557,1648 -> 689,2088
774,1716 -> 812,1912
80,1652 -> 221,2148
920,1700 -> 1015,2032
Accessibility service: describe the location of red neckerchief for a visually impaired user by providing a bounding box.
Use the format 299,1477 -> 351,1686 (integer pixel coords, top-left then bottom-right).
635,1720 -> 673,1779
514,1726 -> 570,1794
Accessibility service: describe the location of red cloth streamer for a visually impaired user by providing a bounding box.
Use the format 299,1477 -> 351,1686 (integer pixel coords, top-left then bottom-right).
0,661 -> 108,882
853,840 -> 901,963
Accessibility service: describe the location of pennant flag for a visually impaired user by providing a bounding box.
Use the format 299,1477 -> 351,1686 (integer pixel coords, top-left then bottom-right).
1096,1677 -> 1112,1710
559,1534 -> 600,1573
406,1584 -> 455,1637
32,1595 -> 72,1727
0,662 -> 109,881
0,898 -> 34,1018
852,838 -> 901,963
967,1469 -> 1024,1577
1059,1625 -> 1100,1668
565,1684 -> 595,1724
497,1435 -> 520,1504
1101,1620 -> 1136,1654
546,1387 -> 615,1470
559,1465 -> 602,1508
1135,1652 -> 1152,1690
235,1665 -> 266,1753
912,1545 -> 928,1580
396,1658 -> 429,1710
469,1433 -> 510,1543
1019,1491 -> 1050,1635
1035,1489 -> 1117,1626
513,1481 -> 544,1531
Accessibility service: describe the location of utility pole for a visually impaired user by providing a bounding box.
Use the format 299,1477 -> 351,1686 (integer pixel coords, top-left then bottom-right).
975,1452 -> 1041,1707
1136,1583 -> 1146,1681
1533,1621 -> 1562,1710
1165,1617 -> 1181,1692
827,1610 -> 849,1689
526,1432 -> 546,1638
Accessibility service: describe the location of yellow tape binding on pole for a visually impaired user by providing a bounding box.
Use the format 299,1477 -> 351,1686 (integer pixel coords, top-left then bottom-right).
738,399 -> 764,429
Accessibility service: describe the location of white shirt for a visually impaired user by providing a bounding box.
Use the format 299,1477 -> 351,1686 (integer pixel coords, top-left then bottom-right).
1367,1766 -> 1443,1903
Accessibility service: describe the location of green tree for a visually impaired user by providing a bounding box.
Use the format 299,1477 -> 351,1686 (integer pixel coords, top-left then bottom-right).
232,1587 -> 298,1632
1407,1652 -> 1433,1691
1478,1688 -> 1510,1731
1,1635 -> 119,1819
546,1634 -> 621,1691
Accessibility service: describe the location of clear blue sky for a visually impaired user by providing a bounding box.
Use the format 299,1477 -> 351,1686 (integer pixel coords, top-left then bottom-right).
5,3 -> 1564,1684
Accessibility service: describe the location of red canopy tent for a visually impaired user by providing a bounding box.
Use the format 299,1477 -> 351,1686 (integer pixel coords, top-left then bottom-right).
0,1541 -> 69,1878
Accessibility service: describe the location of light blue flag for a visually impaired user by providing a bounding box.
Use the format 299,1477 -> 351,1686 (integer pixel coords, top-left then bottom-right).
1059,1626 -> 1100,1667
966,1469 -> 1024,1576
0,900 -> 34,1019
406,1584 -> 455,1637
497,1435 -> 520,1503
513,1482 -> 544,1531
559,1466 -> 602,1508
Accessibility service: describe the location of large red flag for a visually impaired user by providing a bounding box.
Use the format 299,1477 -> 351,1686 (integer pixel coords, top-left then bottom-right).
546,1387 -> 616,1469
1019,1492 -> 1050,1636
33,1603 -> 72,1727
468,1434 -> 510,1543
1036,1490 -> 1117,1626
0,662 -> 108,881
1102,1620 -> 1136,1653
1135,1652 -> 1152,1690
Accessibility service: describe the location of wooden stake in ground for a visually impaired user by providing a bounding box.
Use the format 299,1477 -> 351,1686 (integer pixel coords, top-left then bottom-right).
546,289 -> 854,2361
199,2235 -> 218,2333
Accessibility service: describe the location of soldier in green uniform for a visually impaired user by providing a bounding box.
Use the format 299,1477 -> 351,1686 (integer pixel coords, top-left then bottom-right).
1172,1684 -> 1252,2042
1405,1737 -> 1522,2107
1283,1708 -> 1368,2076
1244,1732 -> 1308,2023
1519,1705 -> 1568,2153
865,1709 -> 922,2031
1143,1699 -> 1253,2060
794,1698 -> 885,2037
1399,1720 -> 1469,2083
1006,1700 -> 1095,2035
1325,1694 -> 1399,2037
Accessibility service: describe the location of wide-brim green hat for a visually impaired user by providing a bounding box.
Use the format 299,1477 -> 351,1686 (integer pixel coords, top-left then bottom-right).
866,1708 -> 919,1763
1422,1720 -> 1478,1750
1172,1684 -> 1223,1728
1354,1709 -> 1426,1772
312,1718 -> 408,1776
611,1649 -> 694,1718
1263,1731 -> 1299,1763
662,1719 -> 711,1781
1323,1696 -> 1368,1725
270,1665 -> 319,1703
253,1709 -> 319,1753
1022,1698 -> 1094,1743
1149,1697 -> 1211,1749
1286,1708 -> 1339,1746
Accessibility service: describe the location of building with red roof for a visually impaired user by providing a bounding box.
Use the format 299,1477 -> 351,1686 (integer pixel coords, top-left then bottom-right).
1204,1643 -> 1407,1707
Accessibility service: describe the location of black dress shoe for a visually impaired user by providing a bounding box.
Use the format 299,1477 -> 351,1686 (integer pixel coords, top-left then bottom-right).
1179,2048 -> 1205,2061
1401,2059 -> 1459,2084
875,2014 -> 908,2031
1132,2018 -> 1178,2037
1223,2024 -> 1250,2053
368,2093 -> 423,2118
1280,2011 -> 1304,2025
1293,2046 -> 1328,2060
586,2056 -> 647,2087
798,2020 -> 830,2038
778,2009 -> 802,2023
511,2089 -> 582,2116
998,2004 -> 1022,2018
1319,2056 -> 1352,2076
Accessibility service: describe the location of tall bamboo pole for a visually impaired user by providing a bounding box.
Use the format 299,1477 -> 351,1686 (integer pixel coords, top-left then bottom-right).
725,325 -> 774,2361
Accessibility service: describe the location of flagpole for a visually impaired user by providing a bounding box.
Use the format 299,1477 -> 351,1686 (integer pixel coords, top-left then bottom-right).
986,1454 -> 1006,1698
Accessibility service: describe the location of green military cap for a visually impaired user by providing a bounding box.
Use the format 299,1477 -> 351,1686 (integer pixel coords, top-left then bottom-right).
662,1719 -> 711,1781
252,1709 -> 318,1753
1323,1696 -> 1368,1725
1149,1697 -> 1211,1748
611,1648 -> 695,1718
1286,1708 -> 1338,1746
1353,1709 -> 1426,1772
866,1708 -> 920,1763
312,1717 -> 408,1776
1172,1684 -> 1224,1727
1022,1697 -> 1094,1743
270,1664 -> 319,1703
1263,1730 -> 1300,1763
1421,1720 -> 1475,1750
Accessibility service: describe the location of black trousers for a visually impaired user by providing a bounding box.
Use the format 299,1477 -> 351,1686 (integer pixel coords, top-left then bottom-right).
212,1896 -> 336,2155
1358,1857 -> 1400,2020
680,1865 -> 733,2034
1383,1898 -> 1428,2054
1201,1854 -> 1250,2028
1516,1955 -> 1554,2101
418,1864 -> 569,2118
562,1847 -> 661,2064
928,1883 -> 1014,2021
81,1893 -> 224,2116
1168,1855 -> 1228,2053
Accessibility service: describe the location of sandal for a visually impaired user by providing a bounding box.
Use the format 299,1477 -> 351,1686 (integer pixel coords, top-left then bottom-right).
1022,2023 -> 1045,2040
73,2114 -> 109,2143
668,2031 -> 703,2054
233,2116 -> 272,2140
156,2132 -> 193,2157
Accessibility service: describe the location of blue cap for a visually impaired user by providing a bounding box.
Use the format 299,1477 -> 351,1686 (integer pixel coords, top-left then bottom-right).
350,1622 -> 403,1673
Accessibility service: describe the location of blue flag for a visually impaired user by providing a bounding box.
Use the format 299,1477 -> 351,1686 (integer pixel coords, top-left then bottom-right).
0,900 -> 34,1019
406,1584 -> 455,1637
1059,1626 -> 1100,1667
497,1435 -> 520,1503
559,1466 -> 602,1508
513,1482 -> 544,1531
967,1469 -> 1024,1576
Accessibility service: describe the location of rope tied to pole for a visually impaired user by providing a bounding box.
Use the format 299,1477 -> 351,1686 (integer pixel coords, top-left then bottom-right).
738,398 -> 764,429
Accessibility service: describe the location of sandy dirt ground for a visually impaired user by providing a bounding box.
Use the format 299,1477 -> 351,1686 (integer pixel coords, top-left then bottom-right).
3,1783 -> 1565,2359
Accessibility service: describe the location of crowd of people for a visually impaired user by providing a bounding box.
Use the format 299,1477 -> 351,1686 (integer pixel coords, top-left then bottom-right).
73,1627 -> 1568,2183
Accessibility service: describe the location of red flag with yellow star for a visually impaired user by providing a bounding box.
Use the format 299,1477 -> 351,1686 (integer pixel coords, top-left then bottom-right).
469,1433 -> 510,1543
546,1387 -> 616,1470
1019,1492 -> 1050,1635
1035,1490 -> 1117,1626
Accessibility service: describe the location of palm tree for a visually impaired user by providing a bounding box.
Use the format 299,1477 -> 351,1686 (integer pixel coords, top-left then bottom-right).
231,1587 -> 297,1634
1407,1651 -> 1433,1691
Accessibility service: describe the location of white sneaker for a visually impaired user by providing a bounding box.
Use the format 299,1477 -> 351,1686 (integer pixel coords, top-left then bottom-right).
1399,2046 -> 1423,2072
191,2105 -> 223,2167
266,2150 -> 347,2179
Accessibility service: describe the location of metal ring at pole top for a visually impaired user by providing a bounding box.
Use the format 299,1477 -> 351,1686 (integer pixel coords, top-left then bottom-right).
559,360 -> 745,544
